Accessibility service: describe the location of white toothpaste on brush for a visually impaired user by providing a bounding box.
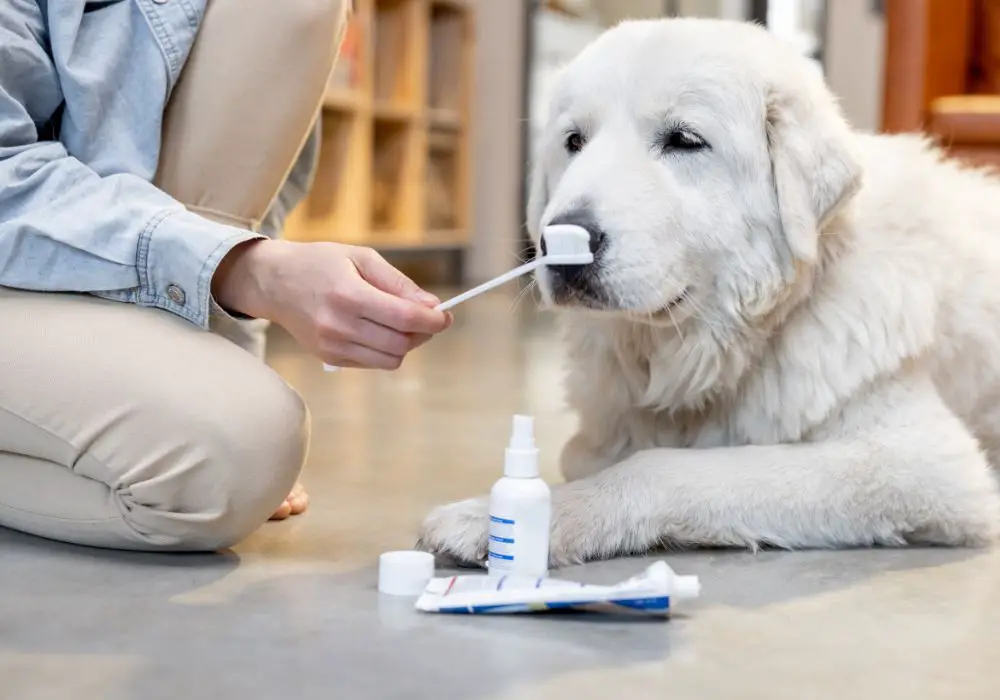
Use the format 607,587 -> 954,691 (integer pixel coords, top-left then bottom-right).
414,561 -> 700,617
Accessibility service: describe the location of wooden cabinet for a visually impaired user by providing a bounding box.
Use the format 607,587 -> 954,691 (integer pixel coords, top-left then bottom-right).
882,0 -> 1000,170
283,0 -> 474,251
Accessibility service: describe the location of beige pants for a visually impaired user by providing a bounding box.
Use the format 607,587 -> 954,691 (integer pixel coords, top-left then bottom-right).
0,0 -> 347,551
0,288 -> 309,551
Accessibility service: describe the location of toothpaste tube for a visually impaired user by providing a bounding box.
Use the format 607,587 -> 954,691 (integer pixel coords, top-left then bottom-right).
414,561 -> 699,616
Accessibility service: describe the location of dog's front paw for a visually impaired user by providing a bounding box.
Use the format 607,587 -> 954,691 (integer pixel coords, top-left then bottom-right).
417,486 -> 617,569
417,497 -> 489,566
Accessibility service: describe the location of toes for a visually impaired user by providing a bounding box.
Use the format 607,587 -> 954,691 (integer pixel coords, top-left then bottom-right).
272,483 -> 309,519
417,498 -> 490,564
269,499 -> 293,521
288,490 -> 309,515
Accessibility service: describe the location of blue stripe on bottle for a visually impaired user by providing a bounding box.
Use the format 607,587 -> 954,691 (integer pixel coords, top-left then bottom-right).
488,550 -> 514,561
489,535 -> 514,544
489,515 -> 515,524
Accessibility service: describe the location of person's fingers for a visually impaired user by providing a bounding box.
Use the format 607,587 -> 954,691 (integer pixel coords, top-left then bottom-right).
320,330 -> 432,367
409,333 -> 433,351
316,290 -> 438,349
359,290 -> 451,335
323,341 -> 405,371
351,247 -> 441,307
316,307 -> 434,356
351,317 -> 413,357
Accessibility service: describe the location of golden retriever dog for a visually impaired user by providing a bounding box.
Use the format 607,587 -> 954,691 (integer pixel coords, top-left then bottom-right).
418,18 -> 1000,566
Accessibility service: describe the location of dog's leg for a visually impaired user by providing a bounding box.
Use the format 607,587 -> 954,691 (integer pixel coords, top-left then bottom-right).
419,375 -> 1000,566
559,432 -> 620,482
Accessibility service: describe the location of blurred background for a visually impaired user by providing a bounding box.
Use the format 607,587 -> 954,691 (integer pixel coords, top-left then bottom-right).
283,0 -> 1000,287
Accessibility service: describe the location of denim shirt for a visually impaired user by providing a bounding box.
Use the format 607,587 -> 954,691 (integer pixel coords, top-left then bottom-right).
0,0 -> 317,328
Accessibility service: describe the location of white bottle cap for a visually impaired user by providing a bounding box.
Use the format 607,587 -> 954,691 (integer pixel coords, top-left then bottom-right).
378,551 -> 435,596
671,574 -> 701,599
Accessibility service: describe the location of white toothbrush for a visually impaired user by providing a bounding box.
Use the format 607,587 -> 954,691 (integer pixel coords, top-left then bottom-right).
323,224 -> 593,372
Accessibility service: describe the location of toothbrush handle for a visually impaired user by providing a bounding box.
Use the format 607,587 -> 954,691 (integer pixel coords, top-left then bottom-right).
323,259 -> 542,372
435,260 -> 540,311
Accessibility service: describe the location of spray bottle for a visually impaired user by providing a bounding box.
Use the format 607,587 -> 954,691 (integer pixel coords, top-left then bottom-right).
487,415 -> 552,579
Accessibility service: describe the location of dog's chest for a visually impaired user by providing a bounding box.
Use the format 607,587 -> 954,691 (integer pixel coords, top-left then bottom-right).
628,405 -> 743,450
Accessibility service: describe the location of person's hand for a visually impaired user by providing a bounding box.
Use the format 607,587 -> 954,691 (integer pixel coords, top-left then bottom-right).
212,239 -> 452,370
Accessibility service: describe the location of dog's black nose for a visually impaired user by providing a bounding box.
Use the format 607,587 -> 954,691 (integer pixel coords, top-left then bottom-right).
540,209 -> 606,258
538,208 -> 605,298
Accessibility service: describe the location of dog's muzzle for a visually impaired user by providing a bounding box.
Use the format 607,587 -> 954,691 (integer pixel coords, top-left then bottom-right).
541,208 -> 607,305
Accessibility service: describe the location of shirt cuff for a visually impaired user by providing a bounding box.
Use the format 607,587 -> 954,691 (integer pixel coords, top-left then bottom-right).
136,208 -> 264,329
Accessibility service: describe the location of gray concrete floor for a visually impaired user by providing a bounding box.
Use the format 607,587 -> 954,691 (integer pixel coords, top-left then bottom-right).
3,291 -> 1000,699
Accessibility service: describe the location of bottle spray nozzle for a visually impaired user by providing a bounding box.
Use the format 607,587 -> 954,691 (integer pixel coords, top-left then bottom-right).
504,414 -> 539,478
509,415 -> 535,450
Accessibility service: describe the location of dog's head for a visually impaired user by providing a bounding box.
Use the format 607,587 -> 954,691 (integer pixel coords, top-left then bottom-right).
528,19 -> 861,326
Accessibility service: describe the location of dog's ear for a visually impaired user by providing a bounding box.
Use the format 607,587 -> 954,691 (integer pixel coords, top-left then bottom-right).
766,86 -> 861,266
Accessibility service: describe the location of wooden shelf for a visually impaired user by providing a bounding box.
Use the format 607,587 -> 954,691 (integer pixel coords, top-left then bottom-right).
284,0 -> 473,253
428,1 -> 466,113
368,228 -> 467,251
427,128 -> 459,152
430,0 -> 469,10
323,90 -> 363,111
372,120 -> 418,235
373,100 -> 417,122
427,134 -> 460,230
283,110 -> 370,244
428,108 -> 462,129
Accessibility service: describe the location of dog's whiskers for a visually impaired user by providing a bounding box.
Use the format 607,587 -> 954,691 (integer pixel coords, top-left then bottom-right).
509,279 -> 539,314
512,246 -> 537,265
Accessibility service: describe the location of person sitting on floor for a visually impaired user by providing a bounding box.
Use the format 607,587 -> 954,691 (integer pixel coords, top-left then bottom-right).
0,1 -> 450,551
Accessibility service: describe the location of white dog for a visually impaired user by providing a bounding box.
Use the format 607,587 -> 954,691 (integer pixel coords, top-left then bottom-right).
418,18 -> 1000,566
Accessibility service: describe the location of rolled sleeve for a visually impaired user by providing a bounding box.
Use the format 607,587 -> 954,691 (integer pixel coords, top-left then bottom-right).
92,208 -> 264,329
0,1 -> 266,331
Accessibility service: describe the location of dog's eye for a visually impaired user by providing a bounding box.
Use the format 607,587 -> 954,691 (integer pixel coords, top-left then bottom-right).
564,131 -> 586,154
659,129 -> 708,153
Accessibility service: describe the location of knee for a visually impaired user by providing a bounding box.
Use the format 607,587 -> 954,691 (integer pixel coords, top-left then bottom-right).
198,378 -> 310,550
119,368 -> 310,552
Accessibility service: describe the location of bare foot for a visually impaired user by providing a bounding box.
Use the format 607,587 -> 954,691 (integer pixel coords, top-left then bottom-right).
270,482 -> 309,520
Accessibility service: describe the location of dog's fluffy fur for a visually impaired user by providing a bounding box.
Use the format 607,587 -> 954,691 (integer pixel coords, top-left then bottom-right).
418,18 -> 1000,566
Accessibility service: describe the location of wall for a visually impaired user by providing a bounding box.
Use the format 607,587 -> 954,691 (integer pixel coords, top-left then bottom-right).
466,0 -> 529,282
527,8 -> 604,166
823,0 -> 885,131
592,0 -> 748,23
592,0 -> 663,25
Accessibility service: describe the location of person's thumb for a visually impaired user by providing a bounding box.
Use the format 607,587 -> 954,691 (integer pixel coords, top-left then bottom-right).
352,248 -> 440,307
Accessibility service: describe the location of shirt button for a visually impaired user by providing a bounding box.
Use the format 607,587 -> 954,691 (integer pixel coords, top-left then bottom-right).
166,285 -> 186,305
